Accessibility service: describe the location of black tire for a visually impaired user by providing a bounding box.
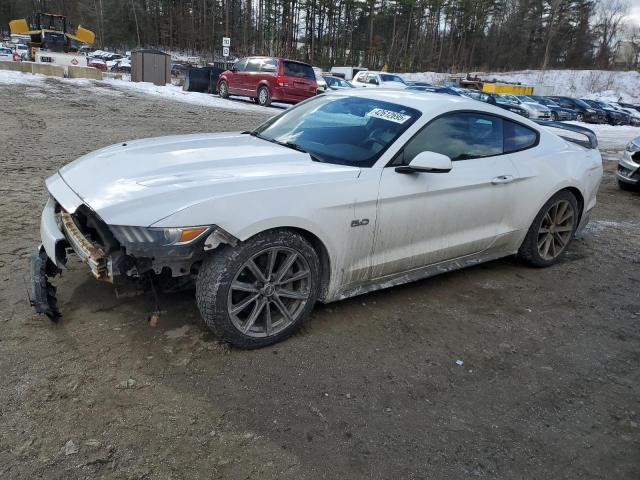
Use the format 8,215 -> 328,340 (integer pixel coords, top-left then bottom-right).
618,179 -> 638,192
196,230 -> 320,349
218,80 -> 229,98
551,111 -> 559,121
518,190 -> 579,268
257,86 -> 272,107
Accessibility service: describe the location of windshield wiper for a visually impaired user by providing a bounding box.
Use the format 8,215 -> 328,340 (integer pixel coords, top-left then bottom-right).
252,134 -> 327,163
281,141 -> 307,153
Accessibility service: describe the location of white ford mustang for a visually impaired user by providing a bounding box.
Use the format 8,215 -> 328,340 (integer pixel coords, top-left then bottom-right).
31,90 -> 603,348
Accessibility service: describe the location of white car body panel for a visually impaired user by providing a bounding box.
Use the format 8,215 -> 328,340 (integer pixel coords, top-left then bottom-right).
0,48 -> 13,62
44,90 -> 603,302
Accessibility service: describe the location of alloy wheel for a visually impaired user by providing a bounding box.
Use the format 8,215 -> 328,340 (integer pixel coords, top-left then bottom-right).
259,88 -> 268,105
219,82 -> 228,97
537,200 -> 575,261
227,247 -> 311,338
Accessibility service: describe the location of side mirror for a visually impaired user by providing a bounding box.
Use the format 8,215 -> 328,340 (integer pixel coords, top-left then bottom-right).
395,151 -> 452,174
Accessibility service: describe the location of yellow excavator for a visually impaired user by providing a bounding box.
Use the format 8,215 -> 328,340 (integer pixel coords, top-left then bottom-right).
9,13 -> 95,60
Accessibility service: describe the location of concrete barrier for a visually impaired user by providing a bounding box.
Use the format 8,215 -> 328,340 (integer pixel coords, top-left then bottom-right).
31,63 -> 65,77
68,66 -> 102,80
0,61 -> 33,73
103,72 -> 123,80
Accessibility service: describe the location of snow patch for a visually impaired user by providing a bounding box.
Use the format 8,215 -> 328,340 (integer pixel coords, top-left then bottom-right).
0,70 -> 45,86
0,70 -> 275,113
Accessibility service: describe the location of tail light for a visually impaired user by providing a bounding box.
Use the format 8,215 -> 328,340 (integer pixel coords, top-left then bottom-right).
276,75 -> 285,87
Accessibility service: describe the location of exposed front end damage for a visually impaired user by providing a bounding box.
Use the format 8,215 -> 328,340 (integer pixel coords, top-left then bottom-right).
30,190 -> 237,320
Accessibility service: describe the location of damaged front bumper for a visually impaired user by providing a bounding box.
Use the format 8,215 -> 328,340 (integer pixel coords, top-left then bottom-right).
30,189 -> 236,320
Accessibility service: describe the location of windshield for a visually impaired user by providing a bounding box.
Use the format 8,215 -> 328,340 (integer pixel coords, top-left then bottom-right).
252,95 -> 420,167
325,77 -> 352,88
495,95 -> 516,105
380,74 -> 407,84
536,97 -> 559,107
517,95 -> 536,103
504,95 -> 522,104
574,99 -> 591,108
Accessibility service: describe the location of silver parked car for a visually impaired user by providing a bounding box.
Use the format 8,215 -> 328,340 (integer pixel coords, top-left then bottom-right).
617,137 -> 640,191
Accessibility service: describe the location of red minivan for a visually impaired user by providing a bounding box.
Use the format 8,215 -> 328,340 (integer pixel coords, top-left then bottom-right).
217,57 -> 318,107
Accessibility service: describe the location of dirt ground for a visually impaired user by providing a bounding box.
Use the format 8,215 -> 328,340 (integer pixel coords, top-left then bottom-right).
1,77 -> 639,480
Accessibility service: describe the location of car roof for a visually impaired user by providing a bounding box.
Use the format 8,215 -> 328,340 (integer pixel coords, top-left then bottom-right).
245,56 -> 313,66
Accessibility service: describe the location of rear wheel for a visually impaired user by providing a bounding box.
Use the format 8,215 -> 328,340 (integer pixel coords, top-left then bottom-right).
196,230 -> 319,348
518,190 -> 578,267
257,86 -> 272,107
218,80 -> 229,98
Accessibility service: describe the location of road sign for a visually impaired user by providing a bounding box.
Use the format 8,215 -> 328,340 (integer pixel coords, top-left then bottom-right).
222,47 -> 230,57
222,37 -> 231,47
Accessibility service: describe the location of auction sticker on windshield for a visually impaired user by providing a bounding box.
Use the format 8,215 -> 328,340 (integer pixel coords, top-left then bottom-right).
367,108 -> 411,124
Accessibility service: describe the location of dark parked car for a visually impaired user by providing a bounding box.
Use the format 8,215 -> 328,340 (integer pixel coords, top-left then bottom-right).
529,95 -> 577,121
323,75 -> 354,90
581,99 -> 628,125
477,93 -> 529,117
546,96 -> 604,123
217,56 -> 318,106
406,81 -> 433,87
407,85 -> 462,96
617,102 -> 640,114
171,63 -> 191,76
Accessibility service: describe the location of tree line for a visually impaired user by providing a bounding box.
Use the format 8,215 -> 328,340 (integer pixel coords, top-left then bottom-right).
1,0 -> 637,71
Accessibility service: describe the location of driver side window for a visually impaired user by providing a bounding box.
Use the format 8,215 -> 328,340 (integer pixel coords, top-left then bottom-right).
233,58 -> 247,72
403,112 -> 504,163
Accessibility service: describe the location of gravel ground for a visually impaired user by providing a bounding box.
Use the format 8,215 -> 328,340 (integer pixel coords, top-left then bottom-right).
1,77 -> 639,480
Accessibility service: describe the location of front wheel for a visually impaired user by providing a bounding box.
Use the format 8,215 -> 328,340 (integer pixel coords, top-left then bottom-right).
551,111 -> 559,121
257,86 -> 272,107
576,113 -> 584,122
618,179 -> 638,192
196,230 -> 320,348
518,190 -> 579,267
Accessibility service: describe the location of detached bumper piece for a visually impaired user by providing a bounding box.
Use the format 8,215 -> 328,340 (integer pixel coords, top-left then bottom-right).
60,210 -> 112,282
30,247 -> 62,321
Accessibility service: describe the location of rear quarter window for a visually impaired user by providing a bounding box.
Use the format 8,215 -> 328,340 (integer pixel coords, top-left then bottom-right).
283,61 -> 315,80
504,121 -> 538,153
261,58 -> 277,72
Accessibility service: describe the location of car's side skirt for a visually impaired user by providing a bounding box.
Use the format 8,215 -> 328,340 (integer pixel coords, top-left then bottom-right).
329,248 -> 515,303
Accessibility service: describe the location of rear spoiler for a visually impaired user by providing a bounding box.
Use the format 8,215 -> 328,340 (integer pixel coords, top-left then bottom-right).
534,120 -> 598,149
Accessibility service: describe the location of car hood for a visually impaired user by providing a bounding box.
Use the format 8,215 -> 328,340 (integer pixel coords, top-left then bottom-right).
525,102 -> 549,111
56,132 -> 361,226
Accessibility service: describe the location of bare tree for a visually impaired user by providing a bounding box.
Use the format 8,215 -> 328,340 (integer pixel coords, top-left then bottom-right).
593,0 -> 629,68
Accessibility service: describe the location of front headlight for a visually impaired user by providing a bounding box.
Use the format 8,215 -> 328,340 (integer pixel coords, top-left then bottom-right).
111,225 -> 209,246
626,141 -> 640,153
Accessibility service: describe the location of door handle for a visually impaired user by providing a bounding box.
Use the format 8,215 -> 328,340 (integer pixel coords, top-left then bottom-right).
491,175 -> 514,185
